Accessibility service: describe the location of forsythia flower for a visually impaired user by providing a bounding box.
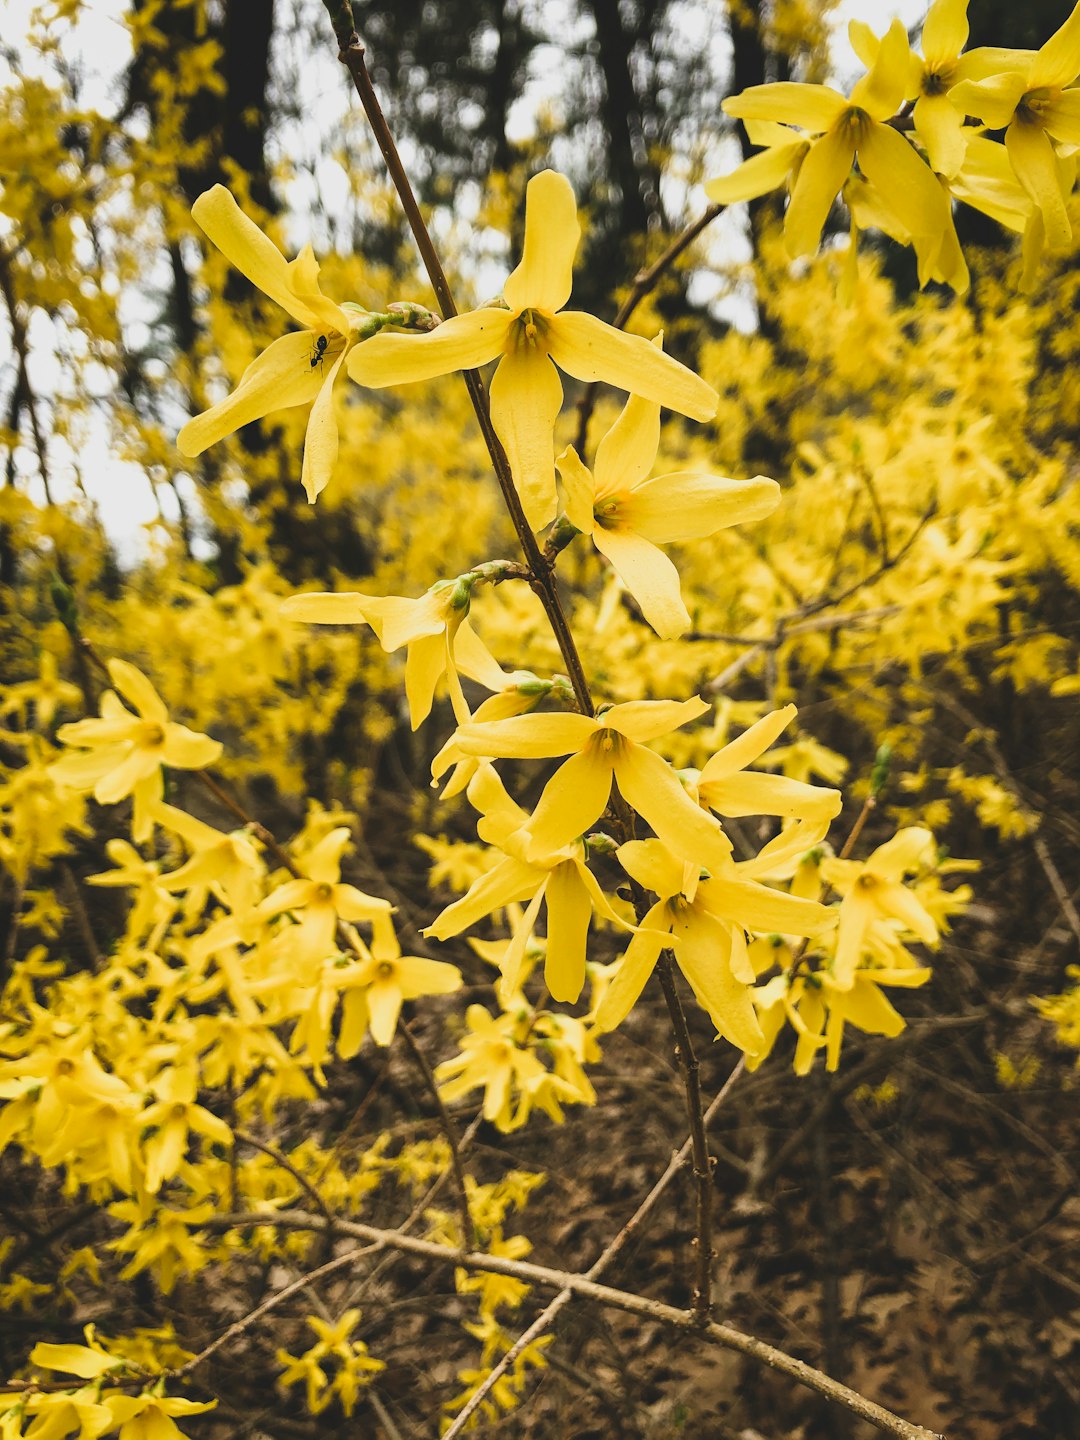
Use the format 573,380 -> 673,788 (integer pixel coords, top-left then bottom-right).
282,581 -> 503,730
348,170 -> 718,529
592,839 -> 831,1047
821,827 -> 940,989
177,185 -> 369,501
724,19 -> 948,261
952,2 -> 1080,250
50,661 -> 221,838
688,704 -> 843,823
344,926 -> 461,1047
451,696 -> 734,875
557,345 -> 780,638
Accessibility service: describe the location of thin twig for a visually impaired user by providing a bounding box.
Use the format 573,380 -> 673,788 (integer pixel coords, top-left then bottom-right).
398,1022 -> 475,1250
206,1208 -> 944,1440
234,1129 -> 335,1228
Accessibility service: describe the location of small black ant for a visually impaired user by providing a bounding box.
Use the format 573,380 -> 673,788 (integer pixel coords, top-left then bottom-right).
309,333 -> 329,370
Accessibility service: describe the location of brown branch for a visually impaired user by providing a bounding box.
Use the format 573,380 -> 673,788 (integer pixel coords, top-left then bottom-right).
322,8 -> 593,716
443,1061 -> 745,1439
398,1022 -> 475,1250
206,1208 -> 945,1440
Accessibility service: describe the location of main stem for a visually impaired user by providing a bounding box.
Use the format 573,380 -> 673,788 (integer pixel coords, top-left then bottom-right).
324,4 -> 592,715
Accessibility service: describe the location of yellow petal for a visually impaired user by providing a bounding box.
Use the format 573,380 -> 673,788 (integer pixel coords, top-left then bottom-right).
875,880 -> 939,946
723,82 -> 848,132
704,141 -> 806,203
161,724 -> 222,771
594,386 -> 661,498
1030,2 -> 1080,90
283,243 -> 349,336
548,311 -> 717,421
624,470 -> 780,543
592,526 -> 690,639
525,750 -> 614,858
783,126 -> 856,257
1041,88 -> 1080,146
501,886 -> 546,993
672,909 -> 763,1053
830,978 -> 906,1039
591,901 -> 670,1031
914,91 -> 968,175
300,349 -> 348,503
177,331 -> 323,457
699,705 -> 795,782
191,185 -> 323,329
396,956 -> 463,999
700,868 -> 831,933
454,712 -> 597,759
30,1343 -> 122,1378
604,695 -> 708,743
345,307 -> 513,387
426,856 -> 540,939
367,982 -> 403,1046
858,121 -> 949,239
543,860 -> 592,1002
404,631 -> 447,729
452,619 -> 511,692
867,826 -> 935,882
489,342 -> 563,530
616,838 -> 686,899
107,659 -> 168,725
503,169 -> 581,314
832,887 -> 876,989
95,747 -> 160,805
555,445 -> 597,534
848,18 -> 880,70
950,72 -> 1028,129
850,19 -> 913,120
613,743 -> 732,876
701,771 -> 840,823
921,0 -> 969,68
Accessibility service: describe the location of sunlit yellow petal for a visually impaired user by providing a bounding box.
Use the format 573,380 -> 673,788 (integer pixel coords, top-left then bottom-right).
950,72 -> 1028,129
613,743 -> 732,876
191,185 -> 322,329
397,956 -> 463,1000
555,445 -> 597,534
503,169 -> 581,314
921,0 -> 969,67
593,388 -> 661,498
833,888 -> 876,988
850,19 -> 913,119
704,140 -> 806,203
700,871 -> 831,934
284,243 -> 349,336
699,706 -> 795,783
1029,3 -> 1080,89
177,331 -> 323,456
701,772 -> 840,823
623,470 -> 780,543
161,725 -> 222,771
404,632 -> 447,730
783,126 -> 856,257
673,909 -> 763,1053
454,712 -> 597,759
543,860 -> 592,1002
548,311 -> 717,421
1041,88 -> 1080,146
300,349 -> 348,503
426,856 -> 541,940
346,307 -> 513,388
723,82 -> 848,131
604,695 -> 708,743
617,838 -> 686,899
858,121 -> 948,240
914,91 -> 968,175
592,526 -> 690,639
591,902 -> 670,1031
525,750 -> 614,858
107,659 -> 167,725
489,341 -> 563,530
367,982 -> 403,1046
94,746 -> 159,805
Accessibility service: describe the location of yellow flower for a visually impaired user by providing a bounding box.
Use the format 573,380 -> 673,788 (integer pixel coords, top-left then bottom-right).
593,840 -> 829,1046
104,1394 -> 215,1440
0,652 -> 82,731
347,170 -> 717,529
176,185 -> 369,501
951,3 -> 1080,249
50,660 -> 221,834
556,345 -> 779,638
822,827 -> 940,989
282,582 -> 503,730
690,704 -> 843,824
140,1065 -> 233,1194
451,696 -> 734,874
345,926 -> 461,1047
425,766 -> 630,1003
724,19 -> 948,260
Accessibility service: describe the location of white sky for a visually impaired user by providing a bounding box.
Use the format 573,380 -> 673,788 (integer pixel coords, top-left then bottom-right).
1,0 -> 928,561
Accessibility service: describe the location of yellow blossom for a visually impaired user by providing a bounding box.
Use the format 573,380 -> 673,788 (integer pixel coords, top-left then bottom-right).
347,170 -> 717,529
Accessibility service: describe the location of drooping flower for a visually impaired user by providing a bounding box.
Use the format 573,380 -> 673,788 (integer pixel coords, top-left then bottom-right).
347,170 -> 718,529
177,185 -> 370,501
281,582 -> 505,730
557,344 -> 779,638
